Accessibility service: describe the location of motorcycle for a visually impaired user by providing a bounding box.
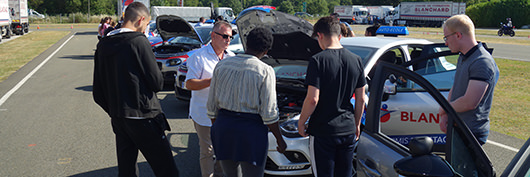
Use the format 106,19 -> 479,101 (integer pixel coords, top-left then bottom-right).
498,22 -> 515,37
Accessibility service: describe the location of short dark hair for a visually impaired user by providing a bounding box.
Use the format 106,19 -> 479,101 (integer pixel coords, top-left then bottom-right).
312,16 -> 341,38
216,15 -> 224,21
246,27 -> 273,53
123,2 -> 149,23
365,24 -> 380,36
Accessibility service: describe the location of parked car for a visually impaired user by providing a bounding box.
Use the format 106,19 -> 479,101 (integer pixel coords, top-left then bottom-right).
152,15 -> 207,85
234,9 -> 475,176
154,15 -> 242,86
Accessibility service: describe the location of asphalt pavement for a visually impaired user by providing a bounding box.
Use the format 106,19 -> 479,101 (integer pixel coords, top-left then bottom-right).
0,27 -> 527,176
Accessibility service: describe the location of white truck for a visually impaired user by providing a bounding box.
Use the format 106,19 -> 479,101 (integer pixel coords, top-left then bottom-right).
366,6 -> 394,25
117,0 -> 150,18
393,1 -> 466,27
8,0 -> 28,35
1,0 -> 11,41
334,5 -> 369,24
150,6 -> 235,22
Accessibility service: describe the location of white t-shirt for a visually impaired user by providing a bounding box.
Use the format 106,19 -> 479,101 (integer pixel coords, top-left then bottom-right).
185,44 -> 235,126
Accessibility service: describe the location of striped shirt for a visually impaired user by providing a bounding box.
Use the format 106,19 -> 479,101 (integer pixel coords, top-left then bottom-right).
207,54 -> 279,125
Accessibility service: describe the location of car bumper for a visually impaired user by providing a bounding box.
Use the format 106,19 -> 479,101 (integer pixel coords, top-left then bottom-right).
265,133 -> 312,176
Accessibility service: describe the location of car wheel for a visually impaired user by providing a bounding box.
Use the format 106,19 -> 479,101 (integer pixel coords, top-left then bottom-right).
497,30 -> 503,36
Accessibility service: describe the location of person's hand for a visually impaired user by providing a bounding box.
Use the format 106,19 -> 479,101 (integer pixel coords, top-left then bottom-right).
298,120 -> 308,137
355,125 -> 361,141
276,139 -> 287,153
439,107 -> 448,133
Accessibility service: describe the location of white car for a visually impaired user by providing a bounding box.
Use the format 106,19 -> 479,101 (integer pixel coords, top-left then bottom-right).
234,9 -> 476,176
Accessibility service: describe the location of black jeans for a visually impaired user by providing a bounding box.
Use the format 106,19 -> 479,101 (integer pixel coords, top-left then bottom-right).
111,115 -> 179,177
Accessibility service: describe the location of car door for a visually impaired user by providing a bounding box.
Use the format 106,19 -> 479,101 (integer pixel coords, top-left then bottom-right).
501,138 -> 530,177
377,44 -> 459,152
357,62 -> 495,177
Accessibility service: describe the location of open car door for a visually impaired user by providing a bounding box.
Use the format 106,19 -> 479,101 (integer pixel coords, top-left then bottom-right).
356,62 -> 495,176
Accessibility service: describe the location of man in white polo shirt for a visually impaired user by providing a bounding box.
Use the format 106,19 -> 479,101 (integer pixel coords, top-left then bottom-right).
185,21 -> 235,177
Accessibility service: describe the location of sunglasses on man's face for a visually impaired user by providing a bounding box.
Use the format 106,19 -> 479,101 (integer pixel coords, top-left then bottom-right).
214,31 -> 233,40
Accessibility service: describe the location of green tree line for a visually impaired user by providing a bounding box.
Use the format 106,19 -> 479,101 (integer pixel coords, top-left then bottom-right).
28,0 -> 529,27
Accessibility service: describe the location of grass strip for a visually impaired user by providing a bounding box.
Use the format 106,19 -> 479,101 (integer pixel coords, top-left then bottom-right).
0,31 -> 70,82
490,58 -> 530,140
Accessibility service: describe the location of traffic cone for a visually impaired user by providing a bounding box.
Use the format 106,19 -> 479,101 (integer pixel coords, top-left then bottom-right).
37,25 -> 40,30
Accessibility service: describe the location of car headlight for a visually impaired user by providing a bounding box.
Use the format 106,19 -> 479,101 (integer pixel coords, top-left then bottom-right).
167,58 -> 182,66
178,64 -> 188,73
280,114 -> 303,138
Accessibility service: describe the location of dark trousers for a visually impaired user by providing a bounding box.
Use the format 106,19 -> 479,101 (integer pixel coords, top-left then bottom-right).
111,115 -> 179,177
219,159 -> 265,177
309,134 -> 356,177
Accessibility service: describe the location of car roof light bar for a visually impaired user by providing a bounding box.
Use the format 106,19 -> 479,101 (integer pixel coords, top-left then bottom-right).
376,26 -> 409,37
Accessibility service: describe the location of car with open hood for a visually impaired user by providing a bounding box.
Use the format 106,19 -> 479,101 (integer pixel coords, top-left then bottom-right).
154,15 -> 242,86
153,15 -> 220,85
233,9 -> 491,176
234,9 -> 319,176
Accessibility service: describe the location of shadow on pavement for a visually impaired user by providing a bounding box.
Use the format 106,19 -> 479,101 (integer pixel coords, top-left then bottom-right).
75,85 -> 92,92
69,133 -> 200,177
160,93 -> 189,119
75,31 -> 99,36
60,55 -> 94,60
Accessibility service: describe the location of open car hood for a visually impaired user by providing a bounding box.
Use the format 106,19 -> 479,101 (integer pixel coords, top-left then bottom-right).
235,9 -> 321,60
157,15 -> 202,43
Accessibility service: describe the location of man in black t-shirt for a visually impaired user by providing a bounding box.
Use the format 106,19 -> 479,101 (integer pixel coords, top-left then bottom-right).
297,16 -> 366,177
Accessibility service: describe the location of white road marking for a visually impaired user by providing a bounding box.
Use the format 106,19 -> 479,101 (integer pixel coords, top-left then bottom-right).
0,33 -> 76,107
487,140 -> 519,152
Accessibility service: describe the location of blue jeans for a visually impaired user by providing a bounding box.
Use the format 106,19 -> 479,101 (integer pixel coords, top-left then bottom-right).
474,131 -> 489,145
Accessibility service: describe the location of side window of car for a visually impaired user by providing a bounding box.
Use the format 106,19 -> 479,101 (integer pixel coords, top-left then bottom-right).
398,46 -> 459,91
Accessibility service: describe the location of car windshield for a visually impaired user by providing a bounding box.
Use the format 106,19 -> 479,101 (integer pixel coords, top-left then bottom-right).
344,46 -> 376,65
169,27 -> 212,45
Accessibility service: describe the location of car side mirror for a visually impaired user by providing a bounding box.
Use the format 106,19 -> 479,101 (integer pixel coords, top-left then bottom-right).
394,137 -> 460,177
382,75 -> 397,101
